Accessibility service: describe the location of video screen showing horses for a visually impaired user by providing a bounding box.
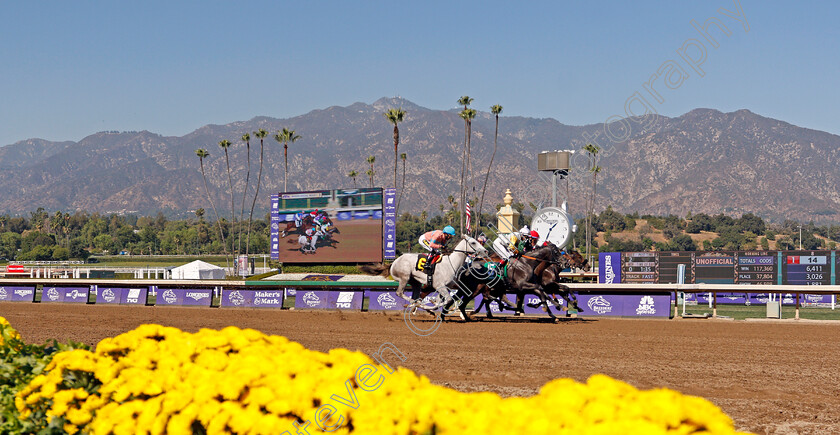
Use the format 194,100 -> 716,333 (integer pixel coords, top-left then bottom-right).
272,188 -> 383,263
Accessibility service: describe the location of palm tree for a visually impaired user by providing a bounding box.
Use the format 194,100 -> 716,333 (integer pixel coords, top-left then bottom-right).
347,170 -> 358,187
457,96 -> 473,234
278,127 -> 302,192
459,108 -> 477,234
195,148 -> 228,260
246,129 -> 268,257
365,169 -> 374,188
366,155 -> 376,187
218,139 -> 235,255
420,210 -> 428,232
238,132 -> 251,256
582,142 -> 601,261
479,104 -> 503,228
397,152 -> 407,212
383,108 -> 406,189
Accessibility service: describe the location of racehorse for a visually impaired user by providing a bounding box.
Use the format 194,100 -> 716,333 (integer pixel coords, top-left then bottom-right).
360,235 -> 488,310
294,232 -> 340,254
281,213 -> 339,238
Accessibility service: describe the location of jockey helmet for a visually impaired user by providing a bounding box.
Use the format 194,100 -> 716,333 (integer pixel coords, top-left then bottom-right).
306,228 -> 314,236
519,226 -> 530,236
443,226 -> 456,236
530,230 -> 540,239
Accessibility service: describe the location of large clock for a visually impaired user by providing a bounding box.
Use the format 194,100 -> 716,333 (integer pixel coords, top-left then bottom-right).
530,207 -> 574,250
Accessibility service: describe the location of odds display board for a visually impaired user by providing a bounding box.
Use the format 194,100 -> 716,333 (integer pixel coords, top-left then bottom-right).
602,251 -> 838,286
270,188 -> 384,263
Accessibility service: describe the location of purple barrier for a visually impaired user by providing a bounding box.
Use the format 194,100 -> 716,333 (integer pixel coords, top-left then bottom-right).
41,286 -> 89,304
96,287 -> 148,305
367,290 -> 401,310
221,290 -> 284,308
576,293 -> 671,317
328,291 -> 363,310
472,293 -> 551,315
156,288 -> 213,306
0,286 -> 35,302
802,294 -> 835,306
296,290 -> 330,309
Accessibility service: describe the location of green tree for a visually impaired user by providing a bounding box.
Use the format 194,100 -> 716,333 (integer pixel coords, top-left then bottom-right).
582,142 -> 601,261
278,127 -> 302,192
246,128 -> 269,258
383,108 -> 406,189
195,148 -> 228,261
459,107 -> 477,234
478,104 -> 502,230
366,155 -> 376,187
347,170 -> 358,188
93,234 -> 115,253
238,132 -> 251,256
669,234 -> 697,251
218,139 -> 235,254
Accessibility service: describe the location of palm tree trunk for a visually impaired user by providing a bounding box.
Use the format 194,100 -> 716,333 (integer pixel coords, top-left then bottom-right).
478,115 -> 499,227
239,142 -> 250,258
200,160 -> 228,260
284,144 -> 288,192
393,125 -> 399,189
224,150 -> 236,258
459,121 -> 468,235
246,139 -> 264,257
397,158 -> 406,213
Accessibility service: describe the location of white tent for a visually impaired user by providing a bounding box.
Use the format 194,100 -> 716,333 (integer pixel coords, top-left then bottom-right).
170,260 -> 225,280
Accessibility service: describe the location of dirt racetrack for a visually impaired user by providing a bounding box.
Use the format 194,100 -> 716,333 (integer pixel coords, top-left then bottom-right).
3,303 -> 839,434
279,219 -> 382,263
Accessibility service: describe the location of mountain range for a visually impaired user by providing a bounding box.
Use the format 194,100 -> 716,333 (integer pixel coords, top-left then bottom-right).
1,97 -> 838,223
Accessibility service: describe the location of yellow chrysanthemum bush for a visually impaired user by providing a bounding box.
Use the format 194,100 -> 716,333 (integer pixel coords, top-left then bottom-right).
12,320 -> 750,434
0,317 -> 90,433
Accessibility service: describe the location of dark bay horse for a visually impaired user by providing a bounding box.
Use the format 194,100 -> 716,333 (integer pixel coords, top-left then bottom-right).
280,214 -> 338,238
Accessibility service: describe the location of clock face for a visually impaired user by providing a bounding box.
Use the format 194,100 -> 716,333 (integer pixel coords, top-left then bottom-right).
530,207 -> 573,250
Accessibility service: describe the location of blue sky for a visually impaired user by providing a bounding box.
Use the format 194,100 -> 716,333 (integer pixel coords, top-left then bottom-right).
1,1 -> 838,146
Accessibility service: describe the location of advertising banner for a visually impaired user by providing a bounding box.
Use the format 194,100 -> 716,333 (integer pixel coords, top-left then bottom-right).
95,287 -> 148,305
472,293 -> 552,315
270,188 -> 383,263
695,292 -> 800,305
599,252 -> 622,283
328,291 -> 363,310
801,294 -> 834,306
221,289 -> 284,308
366,290 -> 402,310
155,288 -> 213,306
576,293 -> 671,317
295,290 -> 330,309
41,286 -> 89,304
0,286 -> 35,302
383,188 -> 397,259
270,194 -> 280,260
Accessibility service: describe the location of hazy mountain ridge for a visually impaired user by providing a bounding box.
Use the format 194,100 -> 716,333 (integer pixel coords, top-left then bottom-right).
1,97 -> 839,223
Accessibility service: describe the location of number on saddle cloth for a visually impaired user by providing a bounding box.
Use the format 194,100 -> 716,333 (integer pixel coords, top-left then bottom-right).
414,252 -> 442,272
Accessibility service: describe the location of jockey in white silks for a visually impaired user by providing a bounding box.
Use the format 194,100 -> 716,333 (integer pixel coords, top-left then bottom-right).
294,211 -> 307,228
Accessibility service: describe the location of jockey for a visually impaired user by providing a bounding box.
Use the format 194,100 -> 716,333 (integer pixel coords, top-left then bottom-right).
312,211 -> 329,232
303,228 -> 318,252
294,211 -> 307,227
418,225 -> 456,288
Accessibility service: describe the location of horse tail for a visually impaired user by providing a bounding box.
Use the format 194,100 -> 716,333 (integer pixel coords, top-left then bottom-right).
359,263 -> 389,277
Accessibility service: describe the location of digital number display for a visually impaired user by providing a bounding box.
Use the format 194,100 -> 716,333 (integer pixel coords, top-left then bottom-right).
736,251 -> 777,285
621,252 -> 658,283
783,251 -> 831,285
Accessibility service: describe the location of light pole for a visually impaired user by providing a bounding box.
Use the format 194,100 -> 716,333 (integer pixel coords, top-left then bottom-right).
798,225 -> 802,250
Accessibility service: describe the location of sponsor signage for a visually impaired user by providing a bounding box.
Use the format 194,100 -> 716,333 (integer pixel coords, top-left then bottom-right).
221,290 -> 284,308
0,286 -> 35,302
155,288 -> 213,306
41,287 -> 89,304
383,189 -> 396,259
95,287 -> 148,305
295,290 -> 330,309
695,292 -> 800,306
328,291 -> 363,310
366,290 -> 401,310
270,194 -> 280,260
5,265 -> 25,273
599,253 -> 622,283
472,293 -> 550,315
576,293 -> 671,317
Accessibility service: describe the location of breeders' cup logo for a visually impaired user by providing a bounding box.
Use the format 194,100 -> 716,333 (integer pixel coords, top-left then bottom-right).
229,290 -> 245,306
46,287 -> 60,301
162,289 -> 177,304
604,255 -> 615,283
635,295 -> 656,315
271,223 -> 279,230
0,287 -> 6,300
302,291 -> 321,307
587,296 -> 613,314
376,292 -> 397,309
335,292 -> 354,309
102,288 -> 116,303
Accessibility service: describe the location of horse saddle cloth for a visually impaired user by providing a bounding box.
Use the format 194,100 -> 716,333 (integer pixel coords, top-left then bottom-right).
415,253 -> 442,271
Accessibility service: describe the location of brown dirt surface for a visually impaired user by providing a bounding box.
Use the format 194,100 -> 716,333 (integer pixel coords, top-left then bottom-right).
3,303 -> 840,434
278,219 -> 382,263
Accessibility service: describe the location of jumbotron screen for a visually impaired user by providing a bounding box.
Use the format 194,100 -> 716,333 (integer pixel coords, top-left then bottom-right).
270,188 -> 385,263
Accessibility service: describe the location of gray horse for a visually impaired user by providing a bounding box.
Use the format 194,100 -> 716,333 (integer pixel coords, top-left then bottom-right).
361,235 -> 488,310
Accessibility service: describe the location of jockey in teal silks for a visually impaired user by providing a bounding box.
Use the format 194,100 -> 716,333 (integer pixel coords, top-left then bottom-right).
418,225 -> 456,288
